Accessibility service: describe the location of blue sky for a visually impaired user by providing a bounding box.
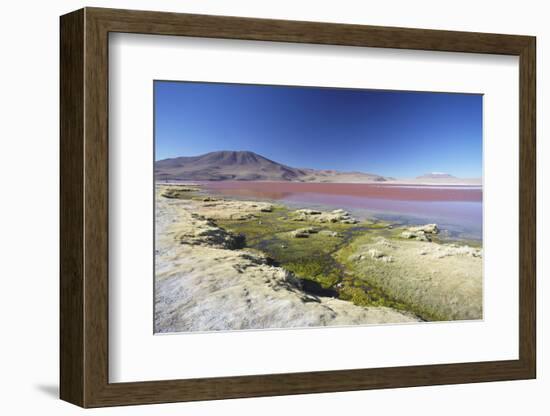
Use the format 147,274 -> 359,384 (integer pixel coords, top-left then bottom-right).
154,81 -> 482,178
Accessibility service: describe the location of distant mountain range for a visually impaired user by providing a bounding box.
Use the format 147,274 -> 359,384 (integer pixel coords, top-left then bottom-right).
409,172 -> 482,185
155,150 -> 481,184
416,172 -> 456,180
155,151 -> 388,182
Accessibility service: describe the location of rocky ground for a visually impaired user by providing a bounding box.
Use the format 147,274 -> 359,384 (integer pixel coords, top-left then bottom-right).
155,184 -> 482,333
155,185 -> 420,332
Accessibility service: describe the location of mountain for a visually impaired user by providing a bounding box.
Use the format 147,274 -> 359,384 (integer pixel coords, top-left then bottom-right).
298,168 -> 388,183
416,172 -> 456,179
155,150 -> 388,182
404,172 -> 481,185
155,151 -> 307,181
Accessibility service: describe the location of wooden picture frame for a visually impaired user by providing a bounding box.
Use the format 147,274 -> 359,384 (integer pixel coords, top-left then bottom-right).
60,7 -> 536,408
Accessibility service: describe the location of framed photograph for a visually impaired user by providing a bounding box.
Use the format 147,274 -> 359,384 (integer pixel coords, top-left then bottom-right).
60,7 -> 536,408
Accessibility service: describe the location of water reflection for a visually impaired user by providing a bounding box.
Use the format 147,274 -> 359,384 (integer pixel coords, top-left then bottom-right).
202,181 -> 483,240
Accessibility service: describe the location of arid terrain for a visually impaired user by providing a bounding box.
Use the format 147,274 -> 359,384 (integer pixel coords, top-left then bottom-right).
155,150 -> 480,185
155,183 -> 483,333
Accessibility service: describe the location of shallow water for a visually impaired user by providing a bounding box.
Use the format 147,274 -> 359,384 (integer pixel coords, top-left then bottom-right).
202,181 -> 483,241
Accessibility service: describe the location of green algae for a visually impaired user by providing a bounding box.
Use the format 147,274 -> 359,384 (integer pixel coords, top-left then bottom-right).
214,205 -> 418,315
217,208 -> 348,289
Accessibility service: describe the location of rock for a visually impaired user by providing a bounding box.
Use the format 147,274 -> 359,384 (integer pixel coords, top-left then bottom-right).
295,209 -> 322,215
416,231 -> 431,242
400,229 -> 432,242
368,248 -> 385,259
408,223 -> 439,234
290,227 -> 319,238
292,208 -> 359,224
187,199 -> 275,220
351,247 -> 394,263
161,186 -> 198,199
319,230 -> 338,237
175,217 -> 246,249
401,231 -> 414,239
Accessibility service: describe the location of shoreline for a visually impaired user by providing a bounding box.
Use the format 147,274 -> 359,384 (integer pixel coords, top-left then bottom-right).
173,180 -> 482,243
155,183 -> 482,332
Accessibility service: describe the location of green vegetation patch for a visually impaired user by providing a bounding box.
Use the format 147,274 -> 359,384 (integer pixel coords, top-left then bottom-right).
217,207 -> 351,289
216,207 -> 413,311
338,281 -> 409,310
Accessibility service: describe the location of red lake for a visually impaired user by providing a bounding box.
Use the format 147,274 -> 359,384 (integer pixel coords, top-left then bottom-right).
201,181 -> 483,240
